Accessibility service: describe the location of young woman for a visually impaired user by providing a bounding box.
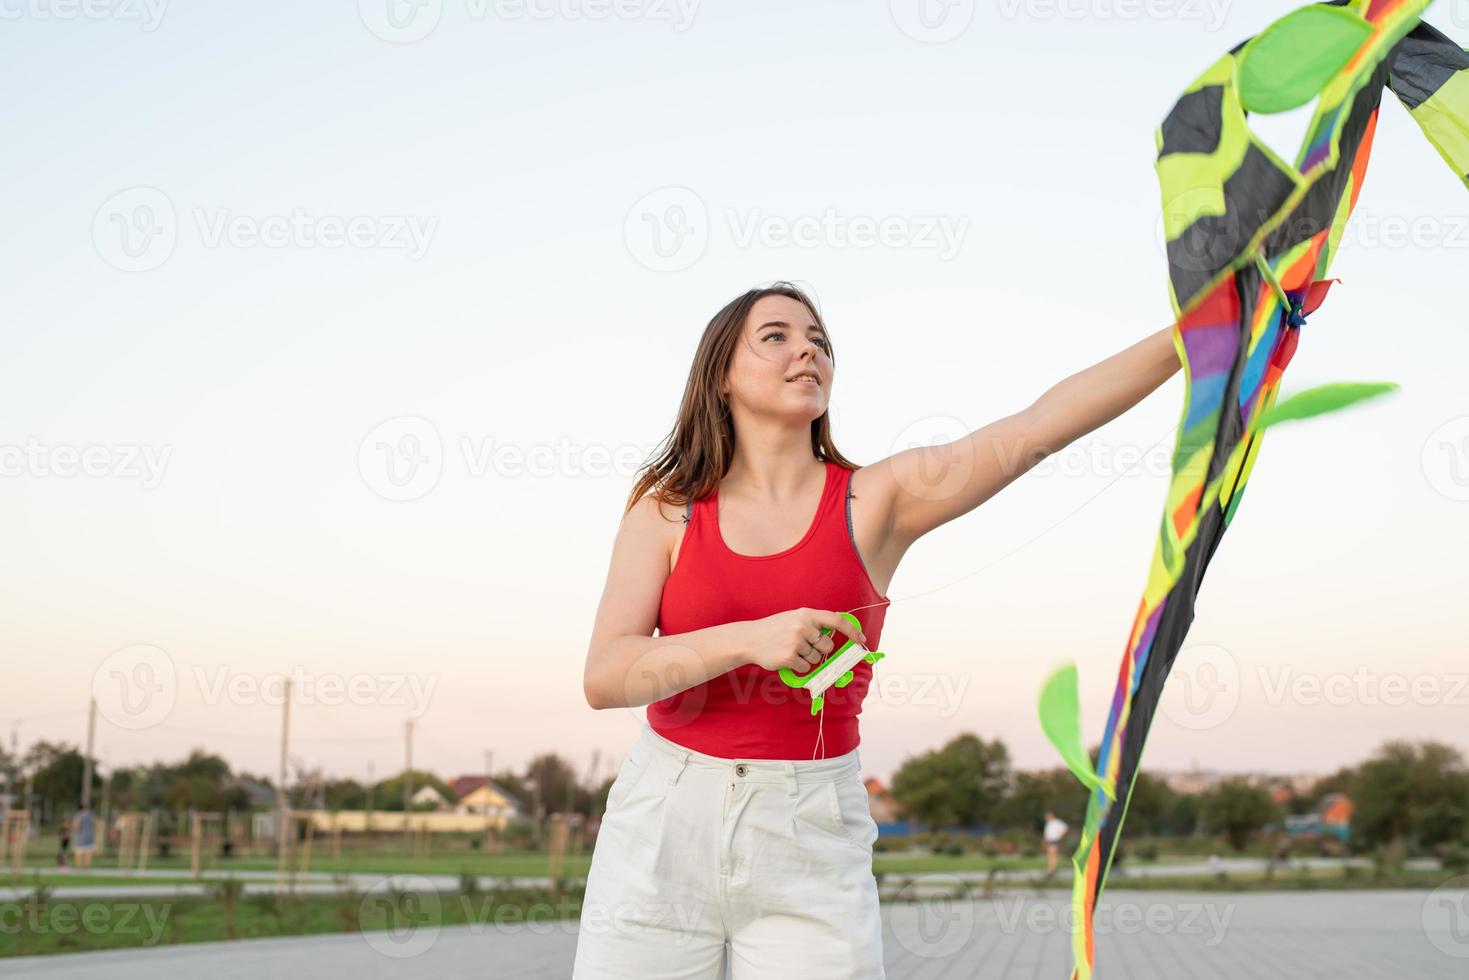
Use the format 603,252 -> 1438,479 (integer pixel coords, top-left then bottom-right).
575,282 -> 1180,978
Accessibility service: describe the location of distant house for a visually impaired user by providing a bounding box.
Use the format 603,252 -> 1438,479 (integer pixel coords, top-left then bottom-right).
411,784 -> 450,810
1285,793 -> 1354,841
225,775 -> 277,810
448,776 -> 523,822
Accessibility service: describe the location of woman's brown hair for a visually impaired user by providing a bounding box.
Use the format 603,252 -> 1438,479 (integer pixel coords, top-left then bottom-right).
624,281 -> 859,516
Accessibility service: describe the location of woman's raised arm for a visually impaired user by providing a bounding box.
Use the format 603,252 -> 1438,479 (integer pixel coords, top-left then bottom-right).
861,325 -> 1181,545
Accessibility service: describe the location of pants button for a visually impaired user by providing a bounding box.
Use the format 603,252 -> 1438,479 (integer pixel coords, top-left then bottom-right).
734,764 -> 748,777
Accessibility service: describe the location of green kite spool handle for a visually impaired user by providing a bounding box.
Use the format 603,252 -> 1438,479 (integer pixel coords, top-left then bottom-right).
777,611 -> 885,692
778,611 -> 859,688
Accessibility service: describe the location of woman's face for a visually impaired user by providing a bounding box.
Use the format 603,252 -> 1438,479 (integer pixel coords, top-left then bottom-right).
722,295 -> 832,422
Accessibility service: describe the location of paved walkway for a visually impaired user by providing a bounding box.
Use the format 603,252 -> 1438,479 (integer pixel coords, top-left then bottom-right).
2,889 -> 1464,978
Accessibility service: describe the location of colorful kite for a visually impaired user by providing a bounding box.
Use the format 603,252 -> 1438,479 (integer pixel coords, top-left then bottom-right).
1039,2 -> 1469,977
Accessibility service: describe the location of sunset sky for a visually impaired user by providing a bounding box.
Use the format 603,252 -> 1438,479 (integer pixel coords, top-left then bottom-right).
3,0 -> 1467,790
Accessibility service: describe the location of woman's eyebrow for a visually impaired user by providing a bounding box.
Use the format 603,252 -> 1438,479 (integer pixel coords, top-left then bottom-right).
757,320 -> 824,334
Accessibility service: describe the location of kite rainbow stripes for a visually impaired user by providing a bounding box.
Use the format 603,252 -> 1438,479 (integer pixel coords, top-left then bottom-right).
1040,2 -> 1469,977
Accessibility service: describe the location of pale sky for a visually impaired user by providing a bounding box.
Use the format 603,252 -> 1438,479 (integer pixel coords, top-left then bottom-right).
3,0 -> 1467,790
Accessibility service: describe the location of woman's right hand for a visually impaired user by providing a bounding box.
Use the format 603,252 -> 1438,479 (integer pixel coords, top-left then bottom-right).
742,608 -> 867,675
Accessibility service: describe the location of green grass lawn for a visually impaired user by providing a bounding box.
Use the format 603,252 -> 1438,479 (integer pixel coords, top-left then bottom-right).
0,884 -> 583,958
5,874 -> 203,890
18,841 -> 594,880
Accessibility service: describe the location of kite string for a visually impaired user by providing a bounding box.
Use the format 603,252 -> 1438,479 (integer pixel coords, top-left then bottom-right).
844,422 -> 1180,622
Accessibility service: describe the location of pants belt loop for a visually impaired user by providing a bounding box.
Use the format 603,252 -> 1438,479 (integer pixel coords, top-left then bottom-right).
669,749 -> 690,786
782,761 -> 798,798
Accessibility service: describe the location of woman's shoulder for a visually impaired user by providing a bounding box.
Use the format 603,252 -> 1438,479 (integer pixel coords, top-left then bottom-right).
624,489 -> 694,545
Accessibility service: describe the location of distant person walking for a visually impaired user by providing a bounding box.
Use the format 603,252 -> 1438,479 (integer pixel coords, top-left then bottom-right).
57,814 -> 72,869
73,802 -> 96,869
1043,810 -> 1069,876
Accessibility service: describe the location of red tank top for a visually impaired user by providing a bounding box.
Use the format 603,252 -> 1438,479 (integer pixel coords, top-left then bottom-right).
648,459 -> 890,759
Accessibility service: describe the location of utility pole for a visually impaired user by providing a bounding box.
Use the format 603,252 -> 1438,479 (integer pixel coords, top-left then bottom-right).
276,679 -> 292,863
532,761 -> 542,849
482,750 -> 493,815
6,726 -> 16,811
402,720 -> 413,852
81,697 -> 97,810
99,751 -> 112,857
365,762 -> 374,831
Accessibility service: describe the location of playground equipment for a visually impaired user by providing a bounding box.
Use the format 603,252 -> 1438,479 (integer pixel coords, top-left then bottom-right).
0,810 -> 30,882
275,809 -> 317,893
189,811 -> 224,880
115,811 -> 154,873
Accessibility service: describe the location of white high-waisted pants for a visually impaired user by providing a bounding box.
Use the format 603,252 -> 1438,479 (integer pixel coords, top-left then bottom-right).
572,724 -> 885,979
